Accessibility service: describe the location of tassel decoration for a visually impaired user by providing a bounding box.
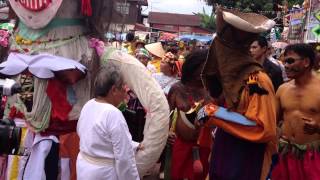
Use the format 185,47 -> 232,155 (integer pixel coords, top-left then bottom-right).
81,0 -> 92,16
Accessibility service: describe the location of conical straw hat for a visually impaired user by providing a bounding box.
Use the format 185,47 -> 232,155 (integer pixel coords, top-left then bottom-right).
145,42 -> 166,58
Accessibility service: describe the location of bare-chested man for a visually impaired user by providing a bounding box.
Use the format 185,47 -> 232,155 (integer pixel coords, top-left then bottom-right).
272,43 -> 320,180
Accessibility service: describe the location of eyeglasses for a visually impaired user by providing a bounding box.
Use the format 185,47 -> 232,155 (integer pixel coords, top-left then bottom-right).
284,57 -> 303,65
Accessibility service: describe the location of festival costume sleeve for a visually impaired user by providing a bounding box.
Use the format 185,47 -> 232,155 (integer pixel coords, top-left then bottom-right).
108,111 -> 140,180
213,106 -> 257,126
207,72 -> 277,143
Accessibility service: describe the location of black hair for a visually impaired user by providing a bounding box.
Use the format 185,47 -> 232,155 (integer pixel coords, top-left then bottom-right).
284,43 -> 316,67
254,36 -> 268,48
166,47 -> 178,55
135,41 -> 145,48
94,65 -> 123,97
126,32 -> 135,42
181,49 -> 208,84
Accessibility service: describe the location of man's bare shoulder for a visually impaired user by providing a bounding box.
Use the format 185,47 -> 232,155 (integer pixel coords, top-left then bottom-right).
276,80 -> 293,96
312,72 -> 320,86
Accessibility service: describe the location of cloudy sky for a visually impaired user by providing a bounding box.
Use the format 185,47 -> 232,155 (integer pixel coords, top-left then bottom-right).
142,0 -> 213,15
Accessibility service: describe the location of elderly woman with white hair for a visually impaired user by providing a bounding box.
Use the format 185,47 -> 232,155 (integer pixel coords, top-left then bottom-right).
76,65 -> 140,180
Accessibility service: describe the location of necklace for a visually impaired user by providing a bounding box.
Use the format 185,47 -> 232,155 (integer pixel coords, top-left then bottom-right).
15,33 -> 85,46
11,34 -> 84,54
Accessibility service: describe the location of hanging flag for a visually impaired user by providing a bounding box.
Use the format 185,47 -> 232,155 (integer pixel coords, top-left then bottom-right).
305,0 -> 320,42
311,24 -> 320,37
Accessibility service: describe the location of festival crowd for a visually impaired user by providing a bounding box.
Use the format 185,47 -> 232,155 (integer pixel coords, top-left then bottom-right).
76,23 -> 320,179
0,3 -> 320,180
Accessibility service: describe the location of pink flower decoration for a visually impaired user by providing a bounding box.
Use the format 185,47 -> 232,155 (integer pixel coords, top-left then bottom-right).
0,30 -> 9,47
89,38 -> 105,57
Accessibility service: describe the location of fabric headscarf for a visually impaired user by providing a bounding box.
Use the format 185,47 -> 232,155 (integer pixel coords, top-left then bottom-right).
135,48 -> 151,60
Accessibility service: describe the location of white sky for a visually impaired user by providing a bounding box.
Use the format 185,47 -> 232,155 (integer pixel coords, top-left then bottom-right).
142,0 -> 213,15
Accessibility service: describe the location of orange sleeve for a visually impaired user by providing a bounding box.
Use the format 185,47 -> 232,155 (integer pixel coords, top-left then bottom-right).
207,72 -> 277,143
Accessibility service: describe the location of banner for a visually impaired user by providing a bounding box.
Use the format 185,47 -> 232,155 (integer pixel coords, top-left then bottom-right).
288,8 -> 306,43
305,0 -> 320,43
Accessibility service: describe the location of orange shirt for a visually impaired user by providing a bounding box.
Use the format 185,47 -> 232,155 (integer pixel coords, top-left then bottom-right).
206,71 -> 277,180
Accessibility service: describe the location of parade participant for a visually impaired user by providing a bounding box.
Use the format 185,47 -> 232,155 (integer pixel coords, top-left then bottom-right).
135,40 -> 146,50
77,65 -> 140,180
272,43 -> 320,180
145,42 -> 166,73
168,49 -> 213,180
123,32 -> 137,55
250,36 -> 284,90
152,52 -> 179,95
177,41 -> 186,57
267,45 -> 289,82
199,7 -> 277,180
135,48 -> 151,67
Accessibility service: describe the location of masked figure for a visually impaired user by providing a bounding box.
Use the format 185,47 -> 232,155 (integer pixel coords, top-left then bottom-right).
199,7 -> 277,180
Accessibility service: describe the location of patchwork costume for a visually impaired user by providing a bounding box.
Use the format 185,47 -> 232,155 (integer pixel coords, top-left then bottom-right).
200,8 -> 277,180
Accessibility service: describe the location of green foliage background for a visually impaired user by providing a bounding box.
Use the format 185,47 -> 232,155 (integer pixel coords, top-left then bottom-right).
199,0 -> 305,33
203,0 -> 304,12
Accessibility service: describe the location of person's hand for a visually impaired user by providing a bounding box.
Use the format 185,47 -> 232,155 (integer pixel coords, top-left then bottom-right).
303,117 -> 320,135
167,131 -> 176,145
196,106 -> 209,125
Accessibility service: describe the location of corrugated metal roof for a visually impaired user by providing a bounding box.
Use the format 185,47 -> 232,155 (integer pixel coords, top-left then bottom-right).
148,12 -> 201,26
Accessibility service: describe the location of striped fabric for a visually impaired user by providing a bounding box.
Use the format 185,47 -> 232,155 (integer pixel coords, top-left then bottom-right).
18,0 -> 52,11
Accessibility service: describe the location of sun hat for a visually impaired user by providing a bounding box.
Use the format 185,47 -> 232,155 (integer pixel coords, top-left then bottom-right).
145,42 -> 165,58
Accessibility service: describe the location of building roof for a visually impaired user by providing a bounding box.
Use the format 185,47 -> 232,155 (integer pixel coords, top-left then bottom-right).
128,0 -> 148,6
148,12 -> 201,26
134,23 -> 149,31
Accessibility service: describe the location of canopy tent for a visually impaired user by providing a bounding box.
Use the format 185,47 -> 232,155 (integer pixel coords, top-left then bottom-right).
158,32 -> 178,41
105,32 -> 127,41
176,34 -> 213,42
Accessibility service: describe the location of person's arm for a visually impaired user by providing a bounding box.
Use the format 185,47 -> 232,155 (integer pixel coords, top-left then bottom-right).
275,85 -> 285,139
197,104 -> 257,126
275,86 -> 283,124
108,110 -> 140,180
199,72 -> 277,143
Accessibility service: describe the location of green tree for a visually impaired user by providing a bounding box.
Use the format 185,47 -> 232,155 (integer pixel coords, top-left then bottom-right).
197,8 -> 216,31
203,0 -> 304,15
